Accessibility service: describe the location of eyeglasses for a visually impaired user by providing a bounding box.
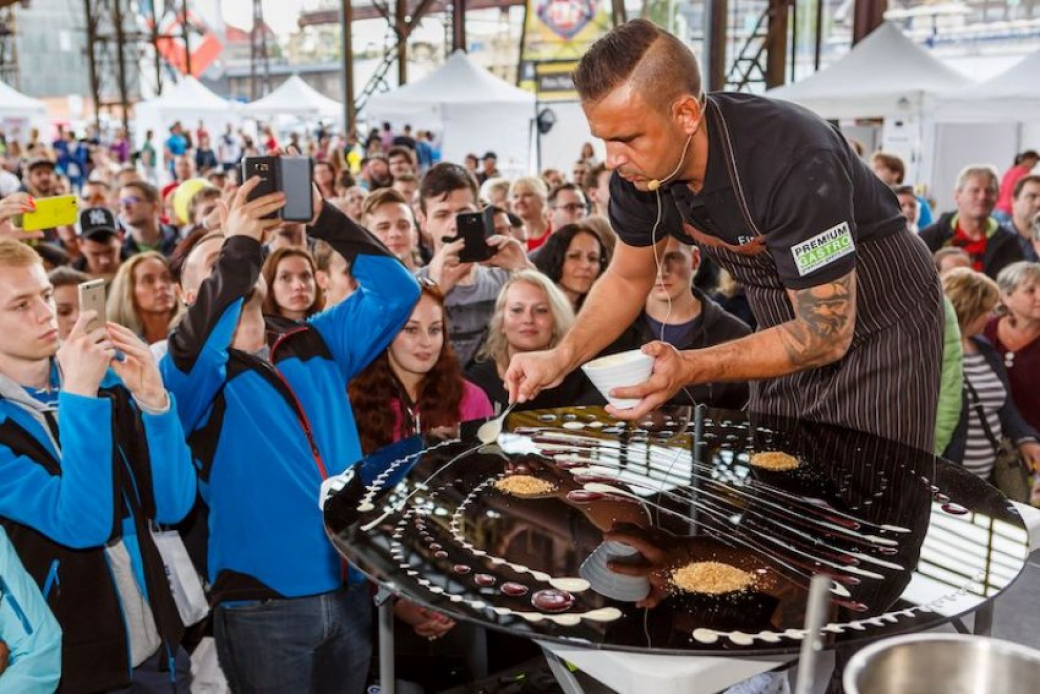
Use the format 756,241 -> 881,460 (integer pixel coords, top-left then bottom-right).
118,196 -> 142,208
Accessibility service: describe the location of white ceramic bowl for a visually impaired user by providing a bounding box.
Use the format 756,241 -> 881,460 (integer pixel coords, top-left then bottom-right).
581,349 -> 655,410
579,541 -> 651,602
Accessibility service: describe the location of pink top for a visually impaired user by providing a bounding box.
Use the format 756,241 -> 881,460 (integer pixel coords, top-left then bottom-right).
389,380 -> 494,441
997,164 -> 1031,216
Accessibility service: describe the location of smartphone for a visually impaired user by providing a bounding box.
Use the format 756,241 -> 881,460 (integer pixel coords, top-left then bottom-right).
241,156 -> 280,220
77,279 -> 107,333
279,157 -> 315,222
456,212 -> 494,263
14,195 -> 78,231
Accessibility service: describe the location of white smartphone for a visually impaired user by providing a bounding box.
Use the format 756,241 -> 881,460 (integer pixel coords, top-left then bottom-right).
77,279 -> 107,333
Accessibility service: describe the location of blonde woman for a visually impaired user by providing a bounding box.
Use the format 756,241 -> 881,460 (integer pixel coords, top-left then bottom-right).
467,270 -> 602,412
942,268 -> 1040,478
985,262 -> 1040,433
106,251 -> 183,344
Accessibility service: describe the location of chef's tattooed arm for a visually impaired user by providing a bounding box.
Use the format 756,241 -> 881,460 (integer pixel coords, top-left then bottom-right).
579,269 -> 859,421
776,271 -> 857,369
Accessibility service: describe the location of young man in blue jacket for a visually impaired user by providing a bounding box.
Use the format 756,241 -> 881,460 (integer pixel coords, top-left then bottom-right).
162,179 -> 421,692
0,238 -> 196,692
0,525 -> 61,693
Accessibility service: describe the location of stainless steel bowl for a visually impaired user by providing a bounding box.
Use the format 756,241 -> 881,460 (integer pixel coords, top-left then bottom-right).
844,633 -> 1040,694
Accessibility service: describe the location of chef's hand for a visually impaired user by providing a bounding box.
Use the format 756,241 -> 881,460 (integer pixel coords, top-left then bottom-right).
607,342 -> 692,420
504,347 -> 572,404
600,525 -> 678,609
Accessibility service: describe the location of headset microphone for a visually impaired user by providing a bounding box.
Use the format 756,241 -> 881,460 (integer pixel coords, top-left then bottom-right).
647,134 -> 693,192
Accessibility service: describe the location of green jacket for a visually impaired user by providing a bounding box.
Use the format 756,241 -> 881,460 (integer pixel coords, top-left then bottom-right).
935,296 -> 963,455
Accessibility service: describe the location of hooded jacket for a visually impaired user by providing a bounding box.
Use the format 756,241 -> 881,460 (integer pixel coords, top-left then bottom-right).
0,369 -> 195,692
160,201 -> 420,604
0,525 -> 61,694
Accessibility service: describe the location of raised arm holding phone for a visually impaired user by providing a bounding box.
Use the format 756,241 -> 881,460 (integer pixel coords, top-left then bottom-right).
160,155 -> 421,692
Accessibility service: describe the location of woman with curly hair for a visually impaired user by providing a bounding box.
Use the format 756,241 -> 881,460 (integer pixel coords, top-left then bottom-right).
261,247 -> 324,321
350,281 -> 493,456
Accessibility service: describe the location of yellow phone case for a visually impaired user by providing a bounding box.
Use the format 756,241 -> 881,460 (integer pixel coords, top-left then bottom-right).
20,195 -> 79,231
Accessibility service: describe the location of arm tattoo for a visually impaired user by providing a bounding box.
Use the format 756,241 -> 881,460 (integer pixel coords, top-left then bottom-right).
777,272 -> 856,369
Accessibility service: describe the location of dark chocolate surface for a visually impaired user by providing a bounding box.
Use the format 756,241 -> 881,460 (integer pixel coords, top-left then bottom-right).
323,406 -> 1029,656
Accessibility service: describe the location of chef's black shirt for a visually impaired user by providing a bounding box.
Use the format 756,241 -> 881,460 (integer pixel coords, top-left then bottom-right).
608,92 -> 906,290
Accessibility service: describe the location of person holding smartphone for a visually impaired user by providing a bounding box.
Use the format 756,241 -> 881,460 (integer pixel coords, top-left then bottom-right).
161,176 -> 420,693
0,239 -> 196,691
416,164 -> 533,368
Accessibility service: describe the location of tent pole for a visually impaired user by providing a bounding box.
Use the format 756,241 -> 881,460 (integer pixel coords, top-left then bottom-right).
181,0 -> 192,77
341,0 -> 355,134
452,0 -> 466,52
814,0 -> 824,71
396,0 -> 408,85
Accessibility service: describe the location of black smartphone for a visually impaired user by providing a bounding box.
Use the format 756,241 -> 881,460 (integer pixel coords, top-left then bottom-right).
279,157 -> 315,223
456,212 -> 494,263
241,156 -> 279,220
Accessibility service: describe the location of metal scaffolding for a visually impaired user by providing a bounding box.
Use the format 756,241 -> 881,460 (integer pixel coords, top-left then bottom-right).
250,0 -> 271,100
0,2 -> 19,89
82,0 -> 185,133
84,0 -> 143,133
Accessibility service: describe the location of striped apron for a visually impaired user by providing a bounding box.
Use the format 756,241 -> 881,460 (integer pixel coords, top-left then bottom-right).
679,101 -> 944,452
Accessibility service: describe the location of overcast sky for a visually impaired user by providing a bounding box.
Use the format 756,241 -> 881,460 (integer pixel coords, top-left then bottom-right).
220,0 -> 318,35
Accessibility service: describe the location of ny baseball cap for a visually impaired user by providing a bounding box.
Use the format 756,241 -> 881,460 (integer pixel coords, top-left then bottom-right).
78,207 -> 119,241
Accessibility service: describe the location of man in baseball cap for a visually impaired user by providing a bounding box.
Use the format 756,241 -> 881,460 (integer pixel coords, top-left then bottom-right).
74,207 -> 124,281
22,158 -> 60,198
478,151 -> 500,184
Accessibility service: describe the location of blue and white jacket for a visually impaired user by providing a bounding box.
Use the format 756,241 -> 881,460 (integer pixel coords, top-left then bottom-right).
0,526 -> 61,693
0,369 -> 195,692
161,201 -> 420,604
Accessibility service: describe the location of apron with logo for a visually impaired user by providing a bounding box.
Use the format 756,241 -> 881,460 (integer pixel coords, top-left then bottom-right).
674,98 -> 944,452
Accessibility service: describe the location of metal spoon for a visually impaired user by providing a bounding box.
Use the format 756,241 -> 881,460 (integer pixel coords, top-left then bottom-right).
477,403 -> 517,444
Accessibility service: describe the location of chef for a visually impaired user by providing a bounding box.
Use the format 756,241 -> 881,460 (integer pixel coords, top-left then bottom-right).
506,19 -> 944,452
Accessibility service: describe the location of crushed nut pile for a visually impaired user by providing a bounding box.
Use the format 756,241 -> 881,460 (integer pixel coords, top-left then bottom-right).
670,562 -> 755,594
494,475 -> 556,496
749,451 -> 800,471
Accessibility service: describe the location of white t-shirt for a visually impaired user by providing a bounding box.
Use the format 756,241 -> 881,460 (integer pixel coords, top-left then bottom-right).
0,169 -> 21,197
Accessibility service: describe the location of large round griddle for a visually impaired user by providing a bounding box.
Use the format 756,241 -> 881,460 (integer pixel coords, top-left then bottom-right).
323,406 -> 1030,656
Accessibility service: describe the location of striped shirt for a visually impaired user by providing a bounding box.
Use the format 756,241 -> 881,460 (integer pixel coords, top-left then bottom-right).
963,352 -> 1006,479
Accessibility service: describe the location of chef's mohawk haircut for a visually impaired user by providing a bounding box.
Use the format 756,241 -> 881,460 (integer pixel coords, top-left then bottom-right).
572,19 -> 703,112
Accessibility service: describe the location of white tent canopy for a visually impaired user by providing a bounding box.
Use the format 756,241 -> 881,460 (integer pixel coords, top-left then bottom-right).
0,80 -> 49,139
364,50 -> 536,176
936,48 -> 1040,122
767,22 -> 971,119
134,77 -> 240,149
243,75 -> 343,121
926,49 -> 1040,211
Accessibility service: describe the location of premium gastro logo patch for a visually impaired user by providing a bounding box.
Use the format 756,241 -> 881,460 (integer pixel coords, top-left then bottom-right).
791,222 -> 854,276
